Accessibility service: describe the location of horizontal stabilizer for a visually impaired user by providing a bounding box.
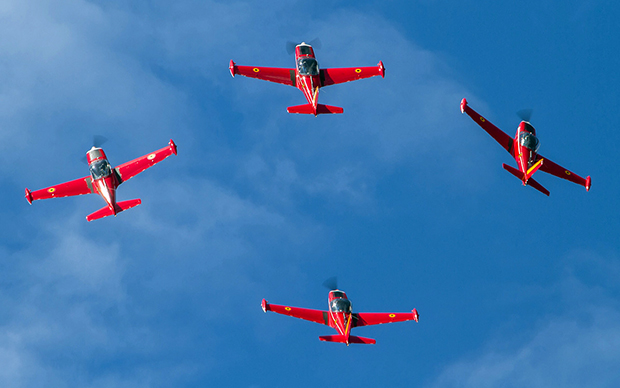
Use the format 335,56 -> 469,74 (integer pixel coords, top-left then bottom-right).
86,199 -> 142,222
319,335 -> 376,345
502,164 -> 549,196
502,163 -> 525,181
526,177 -> 550,196
287,104 -> 344,115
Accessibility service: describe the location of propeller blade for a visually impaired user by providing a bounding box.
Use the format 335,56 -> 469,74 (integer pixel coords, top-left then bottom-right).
323,276 -> 338,291
309,37 -> 322,50
93,135 -> 108,148
517,109 -> 533,122
286,41 -> 297,55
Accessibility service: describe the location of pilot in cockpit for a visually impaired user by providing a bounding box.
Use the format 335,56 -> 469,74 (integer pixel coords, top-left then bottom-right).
297,57 -> 319,76
89,159 -> 113,180
519,131 -> 540,153
330,298 -> 352,313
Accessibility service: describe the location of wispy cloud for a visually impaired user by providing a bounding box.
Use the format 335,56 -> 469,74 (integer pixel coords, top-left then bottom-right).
427,251 -> 620,388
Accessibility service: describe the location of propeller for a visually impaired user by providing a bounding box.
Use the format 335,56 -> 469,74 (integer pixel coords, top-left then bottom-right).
322,276 -> 338,291
517,108 -> 533,122
92,135 -> 108,148
286,37 -> 322,55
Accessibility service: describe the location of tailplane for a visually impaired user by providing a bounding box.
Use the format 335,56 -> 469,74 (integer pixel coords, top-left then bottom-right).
287,103 -> 344,115
502,164 -> 550,196
318,335 -> 376,345
86,199 -> 142,221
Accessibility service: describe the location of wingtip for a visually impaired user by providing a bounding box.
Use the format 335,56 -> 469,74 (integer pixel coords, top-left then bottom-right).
25,188 -> 33,204
460,98 -> 467,113
169,139 -> 177,155
378,61 -> 385,78
586,176 -> 591,191
261,299 -> 268,313
229,60 -> 236,78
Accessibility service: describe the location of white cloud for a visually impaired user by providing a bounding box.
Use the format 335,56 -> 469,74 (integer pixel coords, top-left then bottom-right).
428,252 -> 620,388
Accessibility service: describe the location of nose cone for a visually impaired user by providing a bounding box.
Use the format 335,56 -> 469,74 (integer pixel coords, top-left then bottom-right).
86,147 -> 107,164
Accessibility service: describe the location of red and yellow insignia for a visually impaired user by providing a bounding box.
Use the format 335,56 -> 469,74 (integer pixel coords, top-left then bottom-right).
284,307 -> 292,311
253,68 -> 260,72
565,170 -> 571,175
480,117 -> 486,122
48,188 -> 56,193
389,313 -> 396,318
355,68 -> 362,73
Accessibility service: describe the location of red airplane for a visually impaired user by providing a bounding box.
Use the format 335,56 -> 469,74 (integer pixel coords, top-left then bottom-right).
461,98 -> 591,195
261,289 -> 419,345
229,42 -> 385,116
25,139 -> 177,221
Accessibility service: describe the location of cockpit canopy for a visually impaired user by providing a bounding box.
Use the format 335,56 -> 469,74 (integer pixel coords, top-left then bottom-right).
519,131 -> 540,152
330,298 -> 352,313
297,57 -> 319,76
89,159 -> 113,180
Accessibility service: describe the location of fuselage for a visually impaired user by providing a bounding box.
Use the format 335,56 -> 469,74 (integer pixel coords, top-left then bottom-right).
327,289 -> 354,343
513,121 -> 540,178
86,147 -> 120,214
294,43 -> 321,111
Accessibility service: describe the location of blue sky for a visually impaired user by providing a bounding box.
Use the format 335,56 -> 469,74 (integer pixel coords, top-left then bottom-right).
1,0 -> 619,386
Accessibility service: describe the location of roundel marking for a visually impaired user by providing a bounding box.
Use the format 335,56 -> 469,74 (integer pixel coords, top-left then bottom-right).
480,117 -> 486,122
253,68 -> 260,72
565,170 -> 571,175
285,307 -> 292,311
389,313 -> 396,318
48,187 -> 56,193
147,153 -> 156,160
355,68 -> 362,73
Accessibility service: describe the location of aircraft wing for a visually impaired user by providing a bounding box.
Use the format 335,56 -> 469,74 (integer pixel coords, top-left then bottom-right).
353,309 -> 419,327
25,175 -> 95,204
261,299 -> 328,325
320,61 -> 385,86
461,98 -> 514,155
115,139 -> 177,184
229,61 -> 295,86
536,155 -> 591,190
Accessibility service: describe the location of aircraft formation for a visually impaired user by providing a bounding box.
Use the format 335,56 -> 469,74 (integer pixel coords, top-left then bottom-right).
23,41 -> 591,345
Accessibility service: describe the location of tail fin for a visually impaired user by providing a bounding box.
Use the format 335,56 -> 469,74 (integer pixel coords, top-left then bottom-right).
287,103 -> 344,115
502,164 -> 550,196
86,199 -> 142,221
318,335 -> 376,345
